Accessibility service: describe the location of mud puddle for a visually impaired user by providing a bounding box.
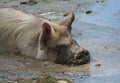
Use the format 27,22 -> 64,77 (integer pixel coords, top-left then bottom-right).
0,0 -> 120,83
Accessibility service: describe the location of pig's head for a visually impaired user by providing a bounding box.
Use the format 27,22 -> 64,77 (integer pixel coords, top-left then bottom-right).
39,12 -> 90,66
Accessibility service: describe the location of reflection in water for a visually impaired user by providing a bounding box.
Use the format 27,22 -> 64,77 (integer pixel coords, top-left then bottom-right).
2,77 -> 69,83
73,0 -> 120,82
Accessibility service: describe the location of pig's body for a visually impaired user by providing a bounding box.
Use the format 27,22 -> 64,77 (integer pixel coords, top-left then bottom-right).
0,8 -> 90,65
0,8 -> 45,59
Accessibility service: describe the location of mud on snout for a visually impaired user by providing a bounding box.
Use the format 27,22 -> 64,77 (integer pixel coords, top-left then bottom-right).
55,40 -> 90,66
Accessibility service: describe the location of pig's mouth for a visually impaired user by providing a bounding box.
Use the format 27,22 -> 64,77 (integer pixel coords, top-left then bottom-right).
55,40 -> 90,66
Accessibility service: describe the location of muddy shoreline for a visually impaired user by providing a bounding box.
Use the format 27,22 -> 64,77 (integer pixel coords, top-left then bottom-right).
0,54 -> 90,82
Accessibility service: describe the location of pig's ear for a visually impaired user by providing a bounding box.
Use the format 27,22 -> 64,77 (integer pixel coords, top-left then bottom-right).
59,12 -> 75,28
40,22 -> 51,50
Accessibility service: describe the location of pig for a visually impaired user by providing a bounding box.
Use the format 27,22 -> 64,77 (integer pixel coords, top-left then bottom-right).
0,8 -> 90,65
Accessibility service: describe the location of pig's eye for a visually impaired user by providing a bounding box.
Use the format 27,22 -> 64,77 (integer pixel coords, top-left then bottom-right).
56,45 -> 69,49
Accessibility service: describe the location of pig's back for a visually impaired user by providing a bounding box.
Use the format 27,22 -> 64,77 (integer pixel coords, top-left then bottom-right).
0,8 -> 40,54
0,8 -> 35,23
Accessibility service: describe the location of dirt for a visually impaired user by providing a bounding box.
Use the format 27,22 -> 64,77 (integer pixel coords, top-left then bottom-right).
0,54 -> 90,82
85,10 -> 92,14
0,0 -> 120,83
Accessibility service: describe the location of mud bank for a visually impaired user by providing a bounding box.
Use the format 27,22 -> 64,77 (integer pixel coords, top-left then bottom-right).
0,0 -> 120,83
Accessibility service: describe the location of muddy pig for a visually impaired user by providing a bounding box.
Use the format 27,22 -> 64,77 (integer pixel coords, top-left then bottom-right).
0,8 -> 90,65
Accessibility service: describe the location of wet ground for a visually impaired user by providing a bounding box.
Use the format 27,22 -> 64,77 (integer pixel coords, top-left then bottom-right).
0,0 -> 120,83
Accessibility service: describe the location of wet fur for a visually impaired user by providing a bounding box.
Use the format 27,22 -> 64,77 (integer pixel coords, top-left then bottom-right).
0,8 -> 74,61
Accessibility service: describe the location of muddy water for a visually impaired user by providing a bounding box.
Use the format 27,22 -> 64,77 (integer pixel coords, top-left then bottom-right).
0,0 -> 120,83
73,0 -> 120,82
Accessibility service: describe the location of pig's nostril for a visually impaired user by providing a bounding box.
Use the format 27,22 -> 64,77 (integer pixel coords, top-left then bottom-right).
81,49 -> 89,55
75,49 -> 89,59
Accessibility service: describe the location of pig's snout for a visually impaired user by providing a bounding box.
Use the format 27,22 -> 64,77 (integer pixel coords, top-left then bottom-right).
74,49 -> 90,65
55,40 -> 90,66
76,49 -> 89,59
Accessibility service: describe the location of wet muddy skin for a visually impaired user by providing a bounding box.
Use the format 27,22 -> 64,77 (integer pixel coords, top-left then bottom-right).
0,0 -> 120,83
55,40 -> 90,66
